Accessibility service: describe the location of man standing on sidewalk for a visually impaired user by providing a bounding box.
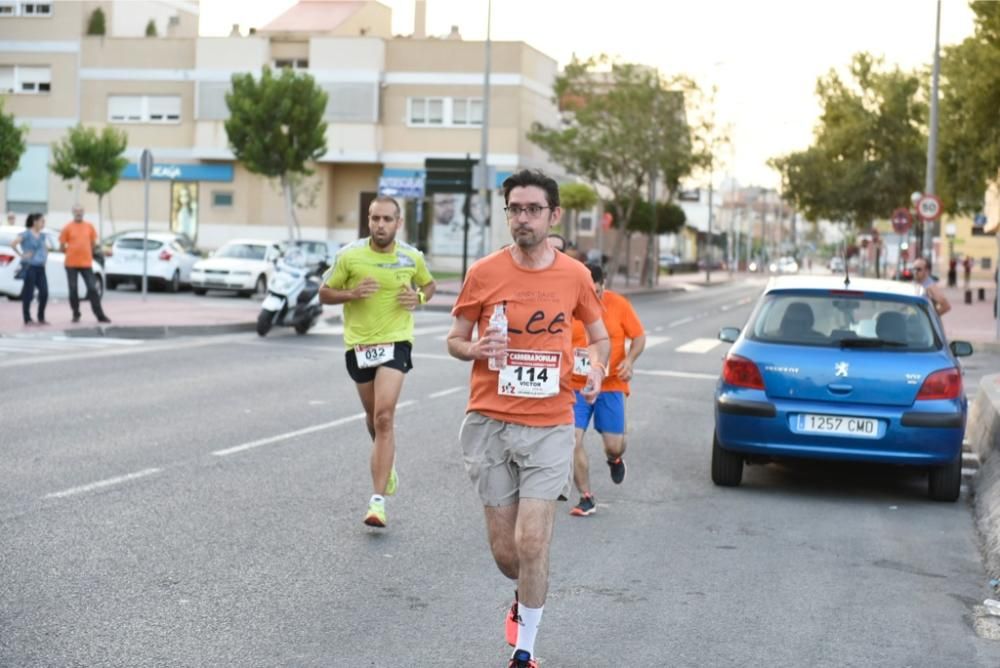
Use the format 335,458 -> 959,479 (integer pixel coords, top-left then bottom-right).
913,258 -> 951,317
319,195 -> 435,528
568,262 -> 646,517
446,169 -> 609,668
59,205 -> 110,324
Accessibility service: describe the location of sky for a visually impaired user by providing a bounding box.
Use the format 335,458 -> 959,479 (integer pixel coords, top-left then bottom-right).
198,0 -> 978,189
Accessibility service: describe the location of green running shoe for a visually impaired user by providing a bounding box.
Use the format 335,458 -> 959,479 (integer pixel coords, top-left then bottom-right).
363,499 -> 386,527
385,466 -> 398,496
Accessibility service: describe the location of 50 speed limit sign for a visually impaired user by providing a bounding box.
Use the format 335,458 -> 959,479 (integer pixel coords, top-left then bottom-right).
917,194 -> 942,221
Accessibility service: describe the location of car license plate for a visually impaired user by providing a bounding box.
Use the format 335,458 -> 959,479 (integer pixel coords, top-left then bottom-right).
797,414 -> 879,438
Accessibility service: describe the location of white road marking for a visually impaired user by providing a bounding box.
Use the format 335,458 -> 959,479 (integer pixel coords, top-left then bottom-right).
0,334 -> 243,368
429,386 -> 465,399
212,400 -> 417,457
668,315 -> 695,328
675,338 -> 723,354
644,335 -> 671,349
634,369 -> 717,380
312,324 -> 452,337
44,468 -> 161,499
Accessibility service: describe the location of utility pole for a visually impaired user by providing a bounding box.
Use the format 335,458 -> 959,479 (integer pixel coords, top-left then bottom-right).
477,0 -> 492,259
924,0 -> 942,265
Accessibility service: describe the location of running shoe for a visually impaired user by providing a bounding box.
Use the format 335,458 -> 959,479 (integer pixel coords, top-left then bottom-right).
508,650 -> 538,668
385,466 -> 398,496
570,493 -> 596,517
607,456 -> 626,484
363,499 -> 386,527
505,596 -> 520,646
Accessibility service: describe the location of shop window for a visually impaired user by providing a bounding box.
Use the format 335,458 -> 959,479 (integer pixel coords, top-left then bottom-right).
212,191 -> 234,208
982,257 -> 992,271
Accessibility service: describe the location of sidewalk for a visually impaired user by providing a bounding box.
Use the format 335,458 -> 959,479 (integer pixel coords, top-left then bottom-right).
939,278 -> 1000,352
0,271 -> 734,339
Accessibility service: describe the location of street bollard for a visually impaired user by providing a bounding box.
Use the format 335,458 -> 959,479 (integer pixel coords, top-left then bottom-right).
979,287 -> 986,301
965,290 -> 973,304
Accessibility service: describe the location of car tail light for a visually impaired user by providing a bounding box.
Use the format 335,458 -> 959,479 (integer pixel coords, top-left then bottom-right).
916,368 -> 962,400
722,354 -> 765,390
0,253 -> 15,266
159,249 -> 173,261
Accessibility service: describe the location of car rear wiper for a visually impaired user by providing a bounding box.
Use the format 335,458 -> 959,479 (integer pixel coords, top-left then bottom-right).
835,338 -> 908,348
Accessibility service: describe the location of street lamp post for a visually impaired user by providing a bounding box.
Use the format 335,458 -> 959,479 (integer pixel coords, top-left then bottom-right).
924,0 -> 942,266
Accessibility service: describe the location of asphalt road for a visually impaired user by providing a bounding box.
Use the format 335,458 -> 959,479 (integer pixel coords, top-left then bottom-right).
3,280 -> 1000,667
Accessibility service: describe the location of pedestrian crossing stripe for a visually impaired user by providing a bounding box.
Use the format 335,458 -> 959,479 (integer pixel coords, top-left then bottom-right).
675,337 -> 723,354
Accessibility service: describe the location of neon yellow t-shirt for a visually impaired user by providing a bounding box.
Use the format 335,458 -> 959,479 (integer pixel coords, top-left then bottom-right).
324,238 -> 434,347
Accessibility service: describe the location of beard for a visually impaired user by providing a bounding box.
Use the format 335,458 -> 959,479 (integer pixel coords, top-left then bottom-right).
370,229 -> 395,250
512,226 -> 542,249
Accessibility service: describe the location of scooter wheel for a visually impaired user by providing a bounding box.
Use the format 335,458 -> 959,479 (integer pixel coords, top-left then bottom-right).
257,309 -> 276,337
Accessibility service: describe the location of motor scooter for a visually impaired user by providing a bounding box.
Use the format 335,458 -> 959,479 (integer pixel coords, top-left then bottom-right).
257,249 -> 323,336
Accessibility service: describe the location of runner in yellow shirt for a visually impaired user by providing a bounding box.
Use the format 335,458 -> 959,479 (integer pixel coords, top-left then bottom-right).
319,196 -> 436,527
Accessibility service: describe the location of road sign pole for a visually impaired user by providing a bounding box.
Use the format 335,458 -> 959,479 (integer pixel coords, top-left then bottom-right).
139,149 -> 154,300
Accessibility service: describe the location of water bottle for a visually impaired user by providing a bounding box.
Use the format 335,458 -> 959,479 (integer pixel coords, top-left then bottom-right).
488,301 -> 507,371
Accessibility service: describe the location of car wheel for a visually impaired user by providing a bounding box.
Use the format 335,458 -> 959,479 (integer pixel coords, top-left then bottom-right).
167,270 -> 180,293
250,275 -> 267,299
711,431 -> 743,486
94,275 -> 104,298
928,452 -> 962,502
107,277 -> 118,290
257,309 -> 275,337
193,288 -> 207,296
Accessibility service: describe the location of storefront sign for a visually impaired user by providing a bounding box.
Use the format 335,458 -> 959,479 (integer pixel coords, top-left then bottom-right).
121,162 -> 234,182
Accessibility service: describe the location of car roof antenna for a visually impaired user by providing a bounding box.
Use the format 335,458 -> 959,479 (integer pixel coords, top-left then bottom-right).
843,252 -> 850,288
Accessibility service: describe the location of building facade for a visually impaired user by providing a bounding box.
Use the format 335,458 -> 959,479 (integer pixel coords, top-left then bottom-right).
0,0 -> 561,267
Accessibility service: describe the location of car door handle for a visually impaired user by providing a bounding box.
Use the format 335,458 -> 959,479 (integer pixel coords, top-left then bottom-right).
827,383 -> 853,394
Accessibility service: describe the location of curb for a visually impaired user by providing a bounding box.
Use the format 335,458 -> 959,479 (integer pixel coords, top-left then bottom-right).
971,374 -> 1000,580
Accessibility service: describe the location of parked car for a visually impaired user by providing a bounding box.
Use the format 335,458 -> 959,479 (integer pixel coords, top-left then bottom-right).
828,256 -> 845,273
769,256 -> 799,274
0,227 -> 105,300
713,275 -> 973,501
282,239 -> 341,272
658,253 -> 681,269
105,232 -> 202,292
189,239 -> 281,297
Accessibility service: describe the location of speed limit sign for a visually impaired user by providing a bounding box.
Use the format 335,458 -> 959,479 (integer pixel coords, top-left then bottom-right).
917,194 -> 942,221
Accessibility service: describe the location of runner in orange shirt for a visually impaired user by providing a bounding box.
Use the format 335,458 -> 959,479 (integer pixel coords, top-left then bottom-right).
447,169 -> 610,668
567,263 -> 646,516
59,205 -> 110,324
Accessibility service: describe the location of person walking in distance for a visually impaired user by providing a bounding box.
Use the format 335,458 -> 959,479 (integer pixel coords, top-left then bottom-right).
446,169 -> 610,668
567,263 -> 645,516
59,205 -> 110,324
11,213 -> 50,326
319,196 -> 436,528
912,258 -> 951,317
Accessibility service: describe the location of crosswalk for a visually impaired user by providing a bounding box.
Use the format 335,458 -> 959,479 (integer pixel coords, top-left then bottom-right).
0,335 -> 145,360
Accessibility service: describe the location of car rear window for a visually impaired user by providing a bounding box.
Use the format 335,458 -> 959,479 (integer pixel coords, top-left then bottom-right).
115,238 -> 164,250
746,293 -> 940,351
216,243 -> 266,260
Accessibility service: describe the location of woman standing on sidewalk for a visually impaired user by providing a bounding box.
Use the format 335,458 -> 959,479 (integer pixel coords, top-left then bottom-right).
11,213 -> 49,326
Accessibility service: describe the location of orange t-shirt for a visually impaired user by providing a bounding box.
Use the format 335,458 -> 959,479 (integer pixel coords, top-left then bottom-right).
59,221 -> 97,268
452,248 -> 604,427
570,289 -> 644,395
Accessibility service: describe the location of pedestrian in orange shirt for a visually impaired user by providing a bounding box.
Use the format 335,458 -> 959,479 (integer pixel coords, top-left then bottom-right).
446,169 -> 610,668
567,263 -> 646,516
59,205 -> 110,324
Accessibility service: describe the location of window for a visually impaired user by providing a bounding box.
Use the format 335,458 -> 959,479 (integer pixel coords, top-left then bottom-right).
273,59 -> 308,69
211,191 -> 233,208
0,1 -> 52,16
108,95 -> 181,124
409,97 -> 482,127
0,65 -> 50,94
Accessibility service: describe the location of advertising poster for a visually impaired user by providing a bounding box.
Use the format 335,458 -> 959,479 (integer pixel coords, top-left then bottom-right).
430,192 -> 485,257
171,181 -> 198,242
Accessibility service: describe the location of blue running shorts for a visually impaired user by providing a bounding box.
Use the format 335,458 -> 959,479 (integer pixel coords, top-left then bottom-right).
573,390 -> 625,434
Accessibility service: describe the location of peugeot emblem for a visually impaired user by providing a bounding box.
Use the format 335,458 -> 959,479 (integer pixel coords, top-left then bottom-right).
835,362 -> 849,378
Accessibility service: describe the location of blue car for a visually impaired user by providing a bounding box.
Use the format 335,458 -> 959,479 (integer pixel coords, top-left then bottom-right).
713,276 -> 974,501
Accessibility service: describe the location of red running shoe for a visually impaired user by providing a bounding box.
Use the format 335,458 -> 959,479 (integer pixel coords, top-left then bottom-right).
505,596 -> 519,647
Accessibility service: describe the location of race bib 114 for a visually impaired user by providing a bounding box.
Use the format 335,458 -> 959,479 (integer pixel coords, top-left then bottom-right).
498,349 -> 561,398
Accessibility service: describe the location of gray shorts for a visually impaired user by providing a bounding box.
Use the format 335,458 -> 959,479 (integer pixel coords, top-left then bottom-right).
459,411 -> 575,507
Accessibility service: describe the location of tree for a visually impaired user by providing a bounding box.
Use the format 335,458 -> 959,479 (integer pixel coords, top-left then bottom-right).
558,182 -> 598,245
769,53 -> 925,230
145,19 -> 158,37
50,125 -> 128,238
0,99 -> 27,186
225,67 -> 328,241
937,1 -> 1000,214
86,8 -> 106,36
528,55 -> 699,285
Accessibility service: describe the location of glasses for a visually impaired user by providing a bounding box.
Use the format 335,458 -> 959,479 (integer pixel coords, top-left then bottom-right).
913,266 -> 927,272
369,214 -> 397,223
504,205 -> 551,219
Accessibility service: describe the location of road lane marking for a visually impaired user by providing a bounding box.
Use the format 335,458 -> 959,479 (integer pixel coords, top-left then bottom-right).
634,369 -> 717,380
675,338 -> 723,354
644,335 -> 671,349
212,400 -> 417,457
44,468 -> 161,499
668,316 -> 695,328
430,386 -> 465,398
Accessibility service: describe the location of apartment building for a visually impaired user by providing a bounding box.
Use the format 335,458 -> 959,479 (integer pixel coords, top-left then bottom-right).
0,0 -> 561,265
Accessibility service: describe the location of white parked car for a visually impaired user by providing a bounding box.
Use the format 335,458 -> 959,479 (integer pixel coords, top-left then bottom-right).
283,239 -> 341,272
105,232 -> 202,292
0,227 -> 105,300
190,239 -> 282,298
769,257 -> 799,274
